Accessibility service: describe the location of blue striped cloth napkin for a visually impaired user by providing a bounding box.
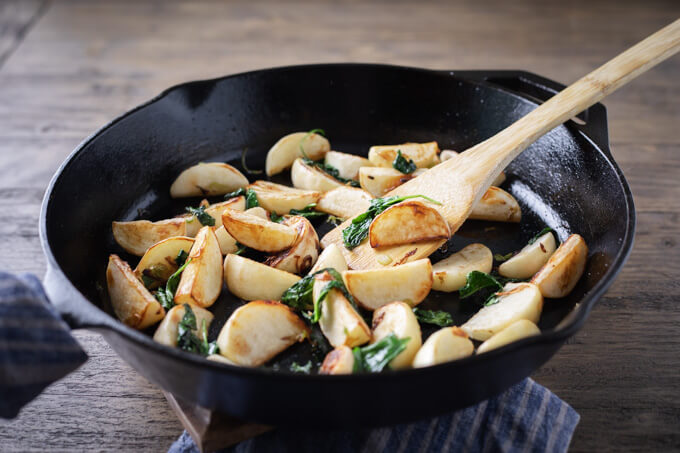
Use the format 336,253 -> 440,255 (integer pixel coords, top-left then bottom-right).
0,272 -> 87,419
169,377 -> 579,452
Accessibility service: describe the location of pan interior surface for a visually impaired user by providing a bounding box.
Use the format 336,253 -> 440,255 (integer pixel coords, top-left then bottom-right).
44,65 -> 631,375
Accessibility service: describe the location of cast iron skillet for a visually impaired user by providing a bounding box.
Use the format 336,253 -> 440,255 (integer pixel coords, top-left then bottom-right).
40,64 -> 635,428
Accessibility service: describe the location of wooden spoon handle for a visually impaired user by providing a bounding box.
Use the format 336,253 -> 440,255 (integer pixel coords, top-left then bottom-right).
463,17 -> 680,186
322,19 -> 680,270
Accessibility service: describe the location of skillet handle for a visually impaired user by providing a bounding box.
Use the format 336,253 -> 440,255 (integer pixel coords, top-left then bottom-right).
43,264 -> 115,330
457,70 -> 610,152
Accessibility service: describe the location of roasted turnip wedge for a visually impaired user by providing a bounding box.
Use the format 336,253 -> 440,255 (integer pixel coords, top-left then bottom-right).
368,142 -> 440,168
291,158 -> 344,192
214,226 -> 238,255
134,236 -> 195,288
368,200 -> 450,248
222,208 -> 297,252
324,151 -> 372,180
531,234 -> 588,298
204,196 -> 246,227
461,282 -> 543,341
224,254 -> 301,301
431,243 -> 493,292
371,302 -> 422,369
112,218 -> 187,256
265,131 -> 330,176
313,271 -> 371,348
412,326 -> 474,368
216,300 -> 309,366
499,231 -> 557,279
310,243 -> 348,274
106,254 -> 165,329
469,187 -> 521,223
174,227 -> 223,308
342,259 -> 433,310
265,216 -> 320,275
359,167 -> 415,198
170,162 -> 248,198
248,180 -> 321,214
316,186 -> 372,220
320,346 -> 355,375
153,304 -> 214,347
476,319 -> 540,354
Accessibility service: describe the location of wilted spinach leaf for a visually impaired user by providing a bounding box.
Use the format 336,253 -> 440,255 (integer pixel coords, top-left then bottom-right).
459,270 -> 503,299
412,308 -> 454,327
185,205 -> 215,226
392,150 -> 416,174
528,227 -> 554,245
154,258 -> 192,310
289,203 -> 326,220
352,333 -> 410,373
177,304 -> 219,356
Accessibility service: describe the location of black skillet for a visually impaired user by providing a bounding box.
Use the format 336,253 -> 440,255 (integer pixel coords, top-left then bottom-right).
40,64 -> 635,428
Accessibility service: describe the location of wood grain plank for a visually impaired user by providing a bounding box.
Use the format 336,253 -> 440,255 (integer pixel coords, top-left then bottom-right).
0,1 -> 47,69
0,0 -> 678,451
0,331 -> 183,452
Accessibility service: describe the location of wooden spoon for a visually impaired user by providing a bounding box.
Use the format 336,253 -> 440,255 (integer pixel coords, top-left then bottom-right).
322,18 -> 680,270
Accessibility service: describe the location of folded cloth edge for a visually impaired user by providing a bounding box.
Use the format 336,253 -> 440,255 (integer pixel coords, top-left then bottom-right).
0,272 -> 88,419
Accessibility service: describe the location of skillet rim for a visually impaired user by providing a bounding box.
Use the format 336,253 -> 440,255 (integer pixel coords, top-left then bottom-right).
38,63 -> 636,380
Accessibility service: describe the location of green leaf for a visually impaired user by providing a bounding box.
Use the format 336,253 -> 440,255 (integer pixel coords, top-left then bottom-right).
352,333 -> 410,373
302,156 -> 361,188
245,188 -> 259,209
412,308 -> 454,327
233,242 -> 248,255
141,274 -> 157,290
201,319 -> 220,355
177,304 -> 201,353
281,268 -> 358,324
528,227 -> 554,245
484,294 -> 501,306
240,148 -> 263,175
341,194 -> 442,249
289,203 -> 326,220
289,361 -> 313,374
281,273 -> 316,313
224,187 -> 247,200
177,305 -> 219,356
312,280 -> 345,323
392,150 -> 417,174
269,211 -> 284,223
175,249 -> 189,268
154,258 -> 192,310
185,206 -> 215,226
321,268 -> 361,314
494,252 -> 515,262
459,270 -> 503,299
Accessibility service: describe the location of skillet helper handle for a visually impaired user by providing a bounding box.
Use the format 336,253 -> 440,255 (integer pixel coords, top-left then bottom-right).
465,17 -> 680,173
43,264 -> 115,330
0,271 -> 88,419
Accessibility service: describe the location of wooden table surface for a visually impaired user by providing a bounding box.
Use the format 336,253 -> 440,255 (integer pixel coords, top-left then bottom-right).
0,1 -> 678,451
